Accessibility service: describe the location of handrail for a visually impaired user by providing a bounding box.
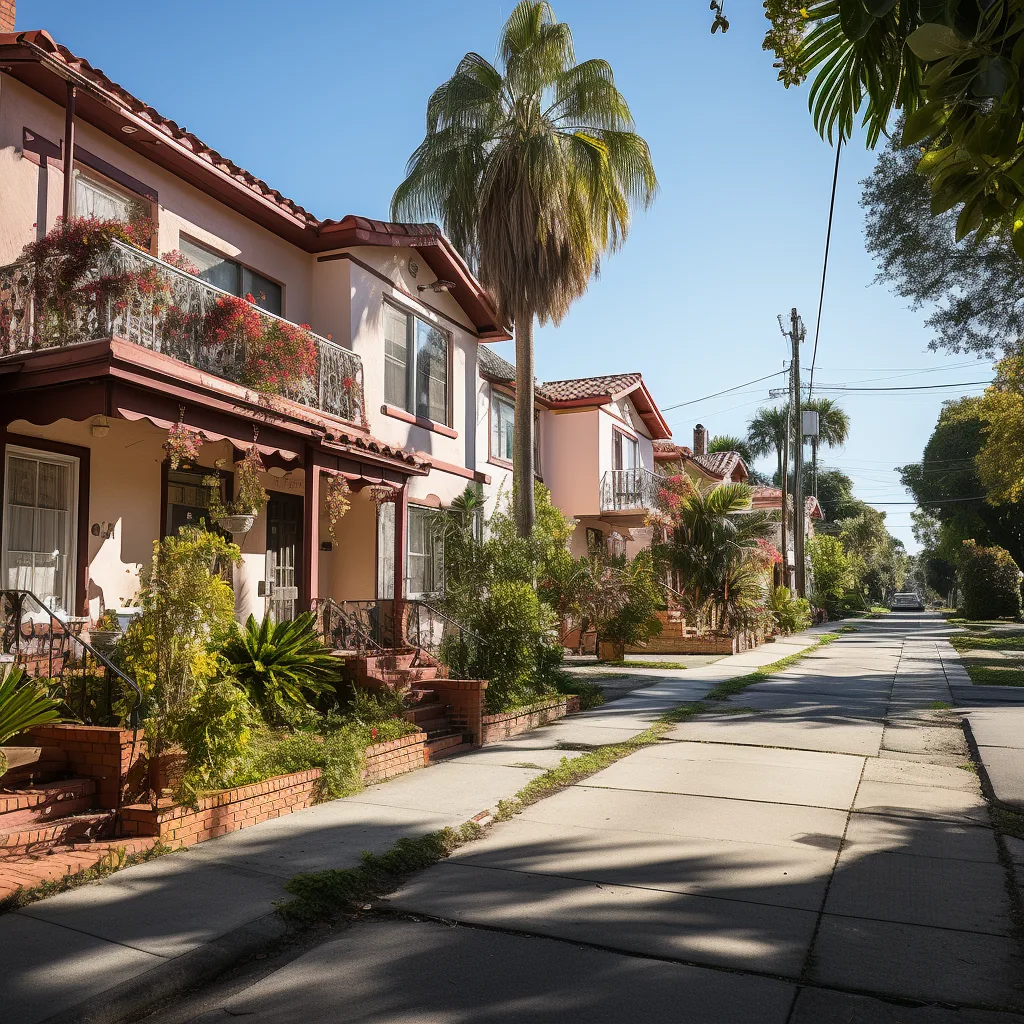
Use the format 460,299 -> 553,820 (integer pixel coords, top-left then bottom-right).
312,597 -> 387,654
600,467 -> 662,512
406,598 -> 490,651
0,590 -> 143,727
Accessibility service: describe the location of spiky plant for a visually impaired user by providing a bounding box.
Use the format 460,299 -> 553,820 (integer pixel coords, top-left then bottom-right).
392,0 -> 657,535
222,613 -> 338,726
0,666 -> 63,777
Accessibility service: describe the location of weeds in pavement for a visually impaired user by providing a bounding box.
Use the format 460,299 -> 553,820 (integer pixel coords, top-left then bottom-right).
930,701 -> 954,710
277,822 -> 484,924
702,633 -> 842,701
960,762 -> 979,774
604,660 -> 689,670
0,841 -> 175,915
993,807 -> 1024,842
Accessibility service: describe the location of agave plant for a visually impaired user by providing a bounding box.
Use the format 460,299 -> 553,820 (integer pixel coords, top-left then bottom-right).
0,666 -> 64,777
222,612 -> 338,725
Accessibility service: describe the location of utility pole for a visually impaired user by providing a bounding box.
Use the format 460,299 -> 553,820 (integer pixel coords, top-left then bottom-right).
778,309 -> 807,597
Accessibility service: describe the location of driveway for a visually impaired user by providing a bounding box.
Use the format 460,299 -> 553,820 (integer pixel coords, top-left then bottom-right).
158,613 -> 1024,1023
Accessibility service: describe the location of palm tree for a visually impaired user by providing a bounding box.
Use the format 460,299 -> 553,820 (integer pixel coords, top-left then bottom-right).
708,434 -> 755,468
392,1 -> 657,536
656,483 -> 773,633
746,407 -> 789,488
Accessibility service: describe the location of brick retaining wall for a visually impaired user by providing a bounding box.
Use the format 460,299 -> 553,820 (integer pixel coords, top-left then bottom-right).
363,731 -> 426,782
120,770 -> 321,847
482,696 -> 580,744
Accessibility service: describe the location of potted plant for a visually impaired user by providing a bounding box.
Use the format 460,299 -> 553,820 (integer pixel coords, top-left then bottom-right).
324,476 -> 351,540
88,610 -> 122,653
205,446 -> 269,535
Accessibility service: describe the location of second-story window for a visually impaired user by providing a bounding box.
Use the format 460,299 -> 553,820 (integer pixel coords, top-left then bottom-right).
490,392 -> 515,463
384,302 -> 449,425
178,237 -> 283,316
74,169 -> 154,248
613,430 -> 639,472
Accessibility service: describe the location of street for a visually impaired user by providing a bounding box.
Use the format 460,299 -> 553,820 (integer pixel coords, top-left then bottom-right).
153,613 -> 1024,1024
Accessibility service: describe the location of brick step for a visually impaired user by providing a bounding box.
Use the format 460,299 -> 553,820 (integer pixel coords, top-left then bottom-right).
0,778 -> 97,828
0,811 -> 114,856
426,733 -> 472,761
0,745 -> 70,786
0,837 -> 157,900
403,700 -> 446,725
419,719 -> 454,737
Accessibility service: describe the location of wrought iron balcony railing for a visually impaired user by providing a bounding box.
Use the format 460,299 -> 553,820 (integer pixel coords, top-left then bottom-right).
0,239 -> 365,426
600,467 -> 662,512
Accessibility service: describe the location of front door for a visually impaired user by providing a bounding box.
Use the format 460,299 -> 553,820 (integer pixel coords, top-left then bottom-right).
2,446 -> 79,616
265,493 -> 302,621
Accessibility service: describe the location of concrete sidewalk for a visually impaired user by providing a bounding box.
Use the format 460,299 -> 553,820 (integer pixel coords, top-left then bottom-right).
187,613 -> 1024,1023
0,626 -> 834,1024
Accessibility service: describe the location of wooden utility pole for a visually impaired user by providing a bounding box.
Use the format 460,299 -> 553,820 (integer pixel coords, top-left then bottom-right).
789,308 -> 807,598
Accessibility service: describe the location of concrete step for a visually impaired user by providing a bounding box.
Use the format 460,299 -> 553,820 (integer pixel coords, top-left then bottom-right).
0,811 -> 115,856
0,778 -> 97,828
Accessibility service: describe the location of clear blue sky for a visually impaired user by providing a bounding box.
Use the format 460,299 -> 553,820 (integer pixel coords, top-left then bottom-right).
18,0 -> 992,550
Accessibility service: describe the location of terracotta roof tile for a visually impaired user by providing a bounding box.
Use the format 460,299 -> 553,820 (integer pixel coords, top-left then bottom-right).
536,373 -> 642,403
478,346 -> 516,383
689,451 -> 743,479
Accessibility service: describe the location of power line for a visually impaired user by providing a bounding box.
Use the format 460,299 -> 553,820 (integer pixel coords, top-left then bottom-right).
811,380 -> 993,392
808,141 -> 842,399
660,370 -> 786,412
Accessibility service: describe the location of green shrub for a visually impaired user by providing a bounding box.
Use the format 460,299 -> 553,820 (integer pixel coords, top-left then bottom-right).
768,585 -> 811,634
550,674 -> 604,711
959,541 -> 1023,620
808,535 -> 855,603
600,550 -> 663,647
0,666 -> 63,778
221,612 -> 338,726
474,580 -> 545,712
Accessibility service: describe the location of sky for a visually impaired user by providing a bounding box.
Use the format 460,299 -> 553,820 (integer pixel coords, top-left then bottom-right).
16,0 -> 993,551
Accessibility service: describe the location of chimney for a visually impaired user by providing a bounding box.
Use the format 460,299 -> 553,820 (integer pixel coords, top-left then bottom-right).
0,1 -> 14,33
693,423 -> 709,457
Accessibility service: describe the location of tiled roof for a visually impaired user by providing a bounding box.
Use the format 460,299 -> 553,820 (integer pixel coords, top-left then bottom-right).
328,429 -> 426,470
653,441 -> 692,459
689,451 -> 745,479
536,373 -> 642,403
751,487 -> 824,520
478,346 -> 516,383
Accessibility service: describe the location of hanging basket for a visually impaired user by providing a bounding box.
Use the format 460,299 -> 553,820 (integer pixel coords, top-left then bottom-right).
217,513 -> 257,535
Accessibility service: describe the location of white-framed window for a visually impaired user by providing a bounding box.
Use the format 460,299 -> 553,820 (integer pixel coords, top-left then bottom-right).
2,446 -> 80,617
407,506 -> 443,597
178,236 -> 283,316
613,429 -> 639,471
490,392 -> 515,463
384,302 -> 449,425
73,169 -> 151,226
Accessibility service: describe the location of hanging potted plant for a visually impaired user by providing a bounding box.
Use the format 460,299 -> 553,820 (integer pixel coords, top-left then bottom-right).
163,415 -> 203,471
205,445 -> 269,535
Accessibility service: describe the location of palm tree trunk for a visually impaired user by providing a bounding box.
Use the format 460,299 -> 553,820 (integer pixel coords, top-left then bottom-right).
513,313 -> 536,538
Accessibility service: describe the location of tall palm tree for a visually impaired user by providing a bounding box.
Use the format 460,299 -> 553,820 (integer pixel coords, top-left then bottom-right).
392,1 -> 657,536
746,407 -> 789,487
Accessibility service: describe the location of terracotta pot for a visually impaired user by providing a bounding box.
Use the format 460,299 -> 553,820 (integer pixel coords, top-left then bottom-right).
148,748 -> 188,797
597,640 -> 626,663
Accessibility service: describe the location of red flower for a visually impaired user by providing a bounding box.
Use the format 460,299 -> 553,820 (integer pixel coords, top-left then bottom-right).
370,727 -> 378,740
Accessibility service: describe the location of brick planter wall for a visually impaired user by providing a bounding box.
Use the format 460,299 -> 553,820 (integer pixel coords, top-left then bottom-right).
24,724 -> 144,809
431,679 -> 488,744
120,770 -> 320,848
482,695 -> 580,744
363,731 -> 426,783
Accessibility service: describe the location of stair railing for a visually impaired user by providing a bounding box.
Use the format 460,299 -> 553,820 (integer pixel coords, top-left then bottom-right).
403,599 -> 490,678
312,597 -> 390,654
0,590 -> 143,727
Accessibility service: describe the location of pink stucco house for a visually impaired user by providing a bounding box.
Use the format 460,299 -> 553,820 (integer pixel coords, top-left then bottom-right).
0,23 -> 520,640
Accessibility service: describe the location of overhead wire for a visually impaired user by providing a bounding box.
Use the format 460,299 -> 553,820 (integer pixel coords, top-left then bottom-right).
808,141 -> 842,398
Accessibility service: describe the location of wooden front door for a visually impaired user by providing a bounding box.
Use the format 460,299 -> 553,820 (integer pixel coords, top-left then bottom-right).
266,493 -> 303,621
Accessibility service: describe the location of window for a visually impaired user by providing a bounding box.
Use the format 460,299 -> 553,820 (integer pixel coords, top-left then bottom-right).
178,237 -> 282,316
2,447 -> 79,616
585,527 -> 604,553
613,430 -> 639,471
383,302 -> 449,425
491,392 -> 515,463
489,390 -> 541,474
74,170 -> 150,225
407,506 -> 443,597
165,468 -> 226,538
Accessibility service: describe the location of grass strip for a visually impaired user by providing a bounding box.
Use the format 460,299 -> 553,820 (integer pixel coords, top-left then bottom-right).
0,841 -> 175,915
604,660 -> 689,670
950,635 -> 1024,652
963,664 -> 1024,687
277,629 -> 849,926
703,632 -> 842,701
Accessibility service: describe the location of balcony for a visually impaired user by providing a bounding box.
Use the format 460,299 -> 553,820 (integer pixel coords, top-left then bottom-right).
600,467 -> 662,512
0,238 -> 364,426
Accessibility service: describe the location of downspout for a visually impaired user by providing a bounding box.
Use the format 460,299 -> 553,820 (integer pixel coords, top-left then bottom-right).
61,80 -> 76,222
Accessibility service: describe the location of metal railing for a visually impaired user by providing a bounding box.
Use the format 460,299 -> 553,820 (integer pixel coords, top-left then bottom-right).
600,467 -> 662,512
0,239 -> 365,425
312,598 -> 395,654
0,590 -> 142,727
403,599 -> 489,677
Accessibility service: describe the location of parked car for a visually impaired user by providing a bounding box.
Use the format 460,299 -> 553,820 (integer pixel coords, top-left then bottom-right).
891,592 -> 925,611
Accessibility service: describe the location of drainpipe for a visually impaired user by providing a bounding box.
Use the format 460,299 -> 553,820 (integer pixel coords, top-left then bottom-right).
62,81 -> 76,223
